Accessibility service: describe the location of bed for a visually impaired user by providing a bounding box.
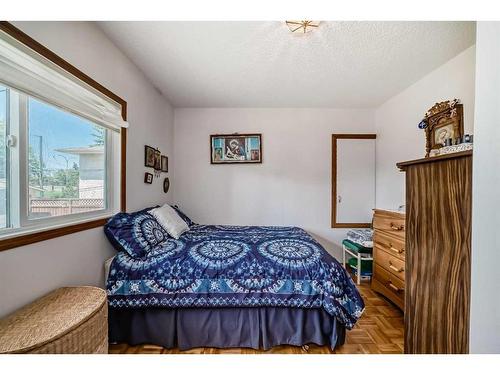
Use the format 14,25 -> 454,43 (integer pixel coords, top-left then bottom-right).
105,208 -> 364,351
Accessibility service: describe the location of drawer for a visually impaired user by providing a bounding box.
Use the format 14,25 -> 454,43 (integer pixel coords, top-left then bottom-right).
371,264 -> 405,310
373,231 -> 405,260
373,213 -> 405,238
373,264 -> 404,294
374,246 -> 405,281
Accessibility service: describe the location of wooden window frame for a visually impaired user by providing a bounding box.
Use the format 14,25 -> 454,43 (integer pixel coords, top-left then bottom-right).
331,133 -> 376,229
0,21 -> 127,252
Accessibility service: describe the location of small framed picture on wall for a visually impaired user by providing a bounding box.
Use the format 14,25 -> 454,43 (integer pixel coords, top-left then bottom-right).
144,172 -> 153,184
161,156 -> 168,172
144,146 -> 156,168
154,149 -> 162,170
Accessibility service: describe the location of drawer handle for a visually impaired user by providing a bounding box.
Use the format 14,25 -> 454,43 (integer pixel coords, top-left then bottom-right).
388,281 -> 401,292
388,243 -> 404,254
390,223 -> 404,231
389,261 -> 404,273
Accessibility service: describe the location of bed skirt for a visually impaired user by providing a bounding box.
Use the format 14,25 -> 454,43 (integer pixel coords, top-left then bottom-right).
109,307 -> 345,351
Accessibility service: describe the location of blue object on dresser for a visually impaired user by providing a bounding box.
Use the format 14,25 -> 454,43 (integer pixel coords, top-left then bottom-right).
106,224 -> 365,329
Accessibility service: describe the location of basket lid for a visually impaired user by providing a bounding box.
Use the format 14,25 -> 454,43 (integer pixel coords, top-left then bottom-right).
0,286 -> 106,353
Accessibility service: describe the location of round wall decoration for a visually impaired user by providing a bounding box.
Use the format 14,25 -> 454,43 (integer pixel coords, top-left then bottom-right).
163,177 -> 170,193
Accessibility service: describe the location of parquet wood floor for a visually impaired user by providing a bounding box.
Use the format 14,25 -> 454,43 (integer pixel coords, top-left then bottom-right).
109,281 -> 404,354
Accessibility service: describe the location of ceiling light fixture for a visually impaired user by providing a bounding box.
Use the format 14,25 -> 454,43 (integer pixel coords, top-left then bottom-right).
285,20 -> 320,34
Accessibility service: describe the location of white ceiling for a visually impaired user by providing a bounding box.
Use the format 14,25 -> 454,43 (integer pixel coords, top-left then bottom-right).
98,21 -> 475,108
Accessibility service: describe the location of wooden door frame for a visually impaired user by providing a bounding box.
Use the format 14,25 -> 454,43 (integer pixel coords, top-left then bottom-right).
331,133 -> 376,228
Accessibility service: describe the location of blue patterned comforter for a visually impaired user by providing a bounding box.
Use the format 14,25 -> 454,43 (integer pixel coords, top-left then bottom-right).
107,225 -> 364,329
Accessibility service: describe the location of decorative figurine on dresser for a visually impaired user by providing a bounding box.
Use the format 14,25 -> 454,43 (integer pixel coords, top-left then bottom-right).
397,150 -> 472,354
371,209 -> 406,310
417,99 -> 473,157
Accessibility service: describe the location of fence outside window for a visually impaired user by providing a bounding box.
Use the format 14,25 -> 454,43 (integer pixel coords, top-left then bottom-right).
29,198 -> 104,218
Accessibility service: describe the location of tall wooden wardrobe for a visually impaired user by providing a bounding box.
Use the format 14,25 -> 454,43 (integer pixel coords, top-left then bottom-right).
397,150 -> 472,354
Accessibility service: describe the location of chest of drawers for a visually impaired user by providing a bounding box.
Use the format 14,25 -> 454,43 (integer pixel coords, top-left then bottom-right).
397,151 -> 471,353
371,209 -> 406,310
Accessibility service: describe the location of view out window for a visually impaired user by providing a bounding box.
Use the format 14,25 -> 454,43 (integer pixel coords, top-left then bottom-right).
27,97 -> 107,219
0,84 -> 115,236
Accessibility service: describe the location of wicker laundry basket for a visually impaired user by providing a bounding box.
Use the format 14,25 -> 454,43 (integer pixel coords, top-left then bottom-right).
0,286 -> 108,354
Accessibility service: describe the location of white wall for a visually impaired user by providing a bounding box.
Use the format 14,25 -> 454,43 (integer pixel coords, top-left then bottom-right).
374,46 -> 476,210
173,108 -> 374,258
469,22 -> 500,354
0,22 -> 174,317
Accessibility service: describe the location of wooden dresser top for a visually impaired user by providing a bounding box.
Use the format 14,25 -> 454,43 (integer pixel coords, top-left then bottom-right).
397,150 -> 472,171
373,208 -> 405,219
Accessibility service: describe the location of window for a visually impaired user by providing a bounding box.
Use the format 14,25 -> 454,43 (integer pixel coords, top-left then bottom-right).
0,23 -> 126,248
0,85 -> 119,237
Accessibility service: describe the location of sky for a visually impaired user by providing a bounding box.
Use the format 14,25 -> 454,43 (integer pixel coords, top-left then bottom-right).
0,85 -> 100,170
29,97 -> 98,169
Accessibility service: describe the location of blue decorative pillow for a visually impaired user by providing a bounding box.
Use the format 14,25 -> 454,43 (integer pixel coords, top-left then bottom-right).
104,207 -> 169,258
171,205 -> 196,227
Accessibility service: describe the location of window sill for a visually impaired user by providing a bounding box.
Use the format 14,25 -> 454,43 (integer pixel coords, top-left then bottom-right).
0,215 -> 111,252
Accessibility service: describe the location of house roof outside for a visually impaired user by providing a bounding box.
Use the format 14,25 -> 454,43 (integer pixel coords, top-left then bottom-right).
55,145 -> 104,155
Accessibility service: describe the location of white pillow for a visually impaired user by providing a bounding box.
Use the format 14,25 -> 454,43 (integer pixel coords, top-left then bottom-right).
149,204 -> 189,239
